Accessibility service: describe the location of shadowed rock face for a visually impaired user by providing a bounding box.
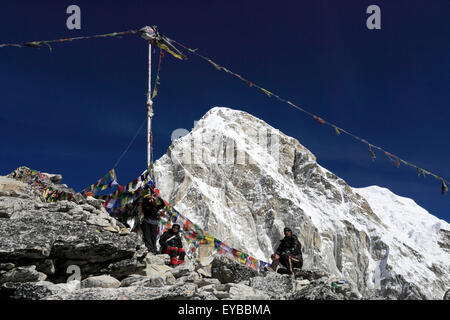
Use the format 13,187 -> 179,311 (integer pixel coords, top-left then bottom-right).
154,107 -> 450,300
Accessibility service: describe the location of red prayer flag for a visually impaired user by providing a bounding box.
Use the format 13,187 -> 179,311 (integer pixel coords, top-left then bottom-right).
313,115 -> 325,125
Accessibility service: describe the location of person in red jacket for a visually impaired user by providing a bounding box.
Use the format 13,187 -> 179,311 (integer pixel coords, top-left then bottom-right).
159,224 -> 186,266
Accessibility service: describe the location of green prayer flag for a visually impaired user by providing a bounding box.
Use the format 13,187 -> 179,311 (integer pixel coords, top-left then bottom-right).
368,145 -> 376,161
442,180 -> 448,195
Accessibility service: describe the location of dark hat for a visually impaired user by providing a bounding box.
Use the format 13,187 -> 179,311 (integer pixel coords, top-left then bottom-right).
284,227 -> 292,232
172,223 -> 181,229
142,194 -> 153,202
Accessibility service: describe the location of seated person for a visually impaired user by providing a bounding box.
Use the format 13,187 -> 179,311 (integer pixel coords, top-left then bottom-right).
159,223 -> 185,266
270,227 -> 303,278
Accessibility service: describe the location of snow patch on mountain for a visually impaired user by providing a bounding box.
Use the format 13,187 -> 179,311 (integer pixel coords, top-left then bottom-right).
354,186 -> 450,297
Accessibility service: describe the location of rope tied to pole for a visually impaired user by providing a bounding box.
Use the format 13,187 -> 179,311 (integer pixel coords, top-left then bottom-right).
0,30 -> 140,50
112,117 -> 147,170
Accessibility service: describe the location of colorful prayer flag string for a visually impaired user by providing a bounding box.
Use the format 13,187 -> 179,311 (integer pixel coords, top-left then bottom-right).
158,34 -> 449,195
0,29 -> 140,50
13,167 -> 75,203
81,169 -> 117,197
152,185 -> 269,271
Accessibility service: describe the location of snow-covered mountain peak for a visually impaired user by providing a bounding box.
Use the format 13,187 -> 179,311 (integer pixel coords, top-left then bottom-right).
155,106 -> 450,299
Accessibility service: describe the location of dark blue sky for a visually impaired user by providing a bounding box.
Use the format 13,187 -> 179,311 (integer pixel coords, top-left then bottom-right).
1,1 -> 448,221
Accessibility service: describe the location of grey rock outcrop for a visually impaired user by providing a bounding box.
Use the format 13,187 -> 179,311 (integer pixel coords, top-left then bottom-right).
211,255 -> 258,284
0,171 -> 147,290
81,275 -> 121,289
290,280 -> 343,300
45,282 -> 199,300
248,272 -> 293,299
145,253 -> 171,266
0,280 -> 81,300
0,265 -> 47,285
226,283 -> 270,300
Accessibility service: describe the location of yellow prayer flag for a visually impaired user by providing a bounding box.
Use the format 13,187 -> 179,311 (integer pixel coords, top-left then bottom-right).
110,169 -> 116,181
208,59 -> 222,71
260,88 -> 272,97
156,42 -> 185,60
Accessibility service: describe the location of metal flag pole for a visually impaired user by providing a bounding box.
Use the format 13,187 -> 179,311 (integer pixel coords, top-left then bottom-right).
140,26 -> 157,177
147,40 -> 153,172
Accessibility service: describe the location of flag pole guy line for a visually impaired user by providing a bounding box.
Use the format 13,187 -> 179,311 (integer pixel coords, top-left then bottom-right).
0,29 -> 140,50
1,26 -> 448,194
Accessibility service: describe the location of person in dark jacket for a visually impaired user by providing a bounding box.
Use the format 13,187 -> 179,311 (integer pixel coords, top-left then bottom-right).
159,223 -> 185,266
270,227 -> 303,278
141,192 -> 165,254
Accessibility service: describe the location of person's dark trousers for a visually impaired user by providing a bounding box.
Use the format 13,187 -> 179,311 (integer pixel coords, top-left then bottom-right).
141,220 -> 158,254
271,253 -> 302,274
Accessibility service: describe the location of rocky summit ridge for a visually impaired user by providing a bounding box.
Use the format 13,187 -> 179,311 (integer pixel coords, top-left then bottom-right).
0,106 -> 449,300
0,167 -> 363,300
